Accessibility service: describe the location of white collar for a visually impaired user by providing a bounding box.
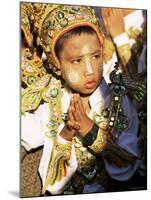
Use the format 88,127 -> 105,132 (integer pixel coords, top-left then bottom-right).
89,79 -> 105,108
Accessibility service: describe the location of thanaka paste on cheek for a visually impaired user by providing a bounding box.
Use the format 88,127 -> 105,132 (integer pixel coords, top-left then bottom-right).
66,69 -> 80,84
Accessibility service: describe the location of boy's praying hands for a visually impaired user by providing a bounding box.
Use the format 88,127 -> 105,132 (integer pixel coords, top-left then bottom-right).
60,94 -> 94,140
68,94 -> 94,137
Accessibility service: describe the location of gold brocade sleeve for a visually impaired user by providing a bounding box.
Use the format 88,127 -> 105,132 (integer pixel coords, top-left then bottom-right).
42,139 -> 72,194
88,128 -> 108,155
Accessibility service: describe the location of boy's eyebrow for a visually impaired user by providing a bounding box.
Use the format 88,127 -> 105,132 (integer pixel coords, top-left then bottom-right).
66,49 -> 102,60
91,49 -> 102,55
66,55 -> 83,60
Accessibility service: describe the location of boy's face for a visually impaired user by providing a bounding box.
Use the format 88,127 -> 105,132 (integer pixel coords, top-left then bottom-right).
58,32 -> 103,95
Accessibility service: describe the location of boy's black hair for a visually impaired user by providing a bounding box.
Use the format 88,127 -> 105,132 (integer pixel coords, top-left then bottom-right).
55,26 -> 96,59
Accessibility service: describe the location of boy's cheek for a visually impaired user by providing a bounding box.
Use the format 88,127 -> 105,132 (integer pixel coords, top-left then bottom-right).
64,69 -> 81,85
99,65 -> 103,75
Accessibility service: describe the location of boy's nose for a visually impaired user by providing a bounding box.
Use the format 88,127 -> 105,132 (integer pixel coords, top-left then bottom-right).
85,58 -> 94,75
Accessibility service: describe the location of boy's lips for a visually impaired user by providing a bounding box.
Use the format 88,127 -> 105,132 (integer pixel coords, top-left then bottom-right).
85,80 -> 96,89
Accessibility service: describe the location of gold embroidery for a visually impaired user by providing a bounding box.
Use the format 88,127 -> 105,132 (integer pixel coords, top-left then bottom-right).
88,128 -> 108,154
42,139 -> 72,194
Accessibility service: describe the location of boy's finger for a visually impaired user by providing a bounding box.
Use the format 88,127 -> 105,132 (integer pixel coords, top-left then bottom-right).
67,120 -> 80,130
68,106 -> 75,122
73,95 -> 82,120
72,106 -> 81,121
76,94 -> 85,115
74,122 -> 80,130
70,96 -> 79,121
70,96 -> 75,112
66,120 -> 73,130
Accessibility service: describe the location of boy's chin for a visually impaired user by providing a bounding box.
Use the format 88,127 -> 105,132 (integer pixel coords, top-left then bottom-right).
70,83 -> 99,96
76,88 -> 96,97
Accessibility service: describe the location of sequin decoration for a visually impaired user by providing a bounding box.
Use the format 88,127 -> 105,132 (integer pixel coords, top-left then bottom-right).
42,77 -> 63,138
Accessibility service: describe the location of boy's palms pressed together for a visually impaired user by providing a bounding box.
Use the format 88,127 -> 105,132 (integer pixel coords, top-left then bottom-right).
60,94 -> 94,140
69,94 -> 94,137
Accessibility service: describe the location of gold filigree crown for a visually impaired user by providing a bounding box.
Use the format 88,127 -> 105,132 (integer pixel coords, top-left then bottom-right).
21,3 -> 115,67
29,4 -> 105,67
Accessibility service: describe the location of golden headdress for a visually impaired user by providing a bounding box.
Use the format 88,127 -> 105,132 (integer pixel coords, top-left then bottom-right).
32,4 -> 105,67
21,3 -> 115,66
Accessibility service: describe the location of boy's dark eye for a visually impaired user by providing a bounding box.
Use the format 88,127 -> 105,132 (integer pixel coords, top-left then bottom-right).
92,54 -> 101,59
71,59 -> 81,64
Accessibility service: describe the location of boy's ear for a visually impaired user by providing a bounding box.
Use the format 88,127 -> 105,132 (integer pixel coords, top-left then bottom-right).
57,62 -> 61,69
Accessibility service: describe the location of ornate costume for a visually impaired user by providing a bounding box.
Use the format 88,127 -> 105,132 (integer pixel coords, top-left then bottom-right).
21,3 -> 146,197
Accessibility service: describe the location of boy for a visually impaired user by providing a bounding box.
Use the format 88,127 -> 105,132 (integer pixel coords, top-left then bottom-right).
21,4 -> 144,196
